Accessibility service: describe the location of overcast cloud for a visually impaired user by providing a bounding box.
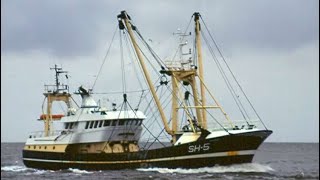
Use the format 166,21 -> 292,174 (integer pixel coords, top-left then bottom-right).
1,0 -> 319,142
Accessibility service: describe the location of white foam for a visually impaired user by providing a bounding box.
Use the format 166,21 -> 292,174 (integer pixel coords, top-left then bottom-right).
32,169 -> 48,175
68,168 -> 93,174
137,163 -> 274,174
1,165 -> 53,175
1,165 -> 29,172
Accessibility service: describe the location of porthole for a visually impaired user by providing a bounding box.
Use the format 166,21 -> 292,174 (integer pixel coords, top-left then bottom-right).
53,146 -> 55,150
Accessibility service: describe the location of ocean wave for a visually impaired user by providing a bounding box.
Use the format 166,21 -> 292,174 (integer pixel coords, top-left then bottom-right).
137,163 -> 274,174
1,165 -> 51,175
1,165 -> 30,172
67,168 -> 93,174
1,166 -> 93,175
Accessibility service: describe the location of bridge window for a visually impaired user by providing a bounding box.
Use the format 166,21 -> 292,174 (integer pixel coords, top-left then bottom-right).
85,122 -> 89,129
103,120 -> 110,127
94,121 -> 99,128
89,121 -> 94,129
65,123 -> 70,129
70,122 -> 74,129
119,119 -> 125,126
99,120 -> 103,128
111,120 -> 117,126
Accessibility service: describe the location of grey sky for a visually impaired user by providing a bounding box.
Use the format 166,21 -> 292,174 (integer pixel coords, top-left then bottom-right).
1,0 -> 319,142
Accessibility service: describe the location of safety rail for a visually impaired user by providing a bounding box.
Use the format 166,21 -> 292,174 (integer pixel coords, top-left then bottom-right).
28,130 -> 72,138
207,119 -> 264,131
44,84 -> 69,93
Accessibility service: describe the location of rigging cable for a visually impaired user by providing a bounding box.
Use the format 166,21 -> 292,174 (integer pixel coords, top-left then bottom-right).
201,31 -> 251,125
124,28 -> 159,75
200,16 -> 268,130
91,25 -> 118,90
134,28 -> 166,69
123,30 -> 145,90
127,18 -> 167,69
141,84 -> 173,145
123,30 -> 148,110
92,89 -> 149,95
177,77 -> 231,132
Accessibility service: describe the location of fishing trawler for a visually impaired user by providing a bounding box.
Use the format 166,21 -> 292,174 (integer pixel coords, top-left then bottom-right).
22,11 -> 272,170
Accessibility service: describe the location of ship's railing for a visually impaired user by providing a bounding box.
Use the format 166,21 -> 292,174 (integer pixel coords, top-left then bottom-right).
164,60 -> 193,70
207,119 -> 265,131
28,130 -> 72,138
44,84 -> 69,93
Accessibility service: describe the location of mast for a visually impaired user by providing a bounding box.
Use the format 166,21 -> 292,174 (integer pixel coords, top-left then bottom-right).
194,12 -> 207,129
43,65 -> 71,136
171,76 -> 179,142
117,11 -> 173,136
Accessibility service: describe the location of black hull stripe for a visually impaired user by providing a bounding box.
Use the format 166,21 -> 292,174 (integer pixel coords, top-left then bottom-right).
23,150 -> 255,164
23,155 -> 255,170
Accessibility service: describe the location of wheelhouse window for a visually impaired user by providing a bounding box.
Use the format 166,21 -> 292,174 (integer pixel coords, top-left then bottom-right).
119,119 -> 125,126
94,121 -> 99,128
99,120 -> 103,127
65,122 -> 78,129
85,122 -> 89,129
89,121 -> 94,129
111,120 -> 117,126
104,120 -> 110,127
70,122 -> 74,129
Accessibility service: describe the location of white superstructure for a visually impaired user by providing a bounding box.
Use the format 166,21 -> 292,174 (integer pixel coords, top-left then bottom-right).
26,89 -> 146,146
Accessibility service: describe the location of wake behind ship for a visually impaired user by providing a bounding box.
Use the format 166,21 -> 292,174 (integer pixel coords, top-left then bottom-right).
22,11 -> 272,170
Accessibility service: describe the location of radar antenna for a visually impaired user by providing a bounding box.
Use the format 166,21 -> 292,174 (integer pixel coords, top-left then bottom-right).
46,64 -> 69,93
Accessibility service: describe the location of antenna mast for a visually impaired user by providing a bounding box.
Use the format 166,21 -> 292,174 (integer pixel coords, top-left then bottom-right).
42,64 -> 71,136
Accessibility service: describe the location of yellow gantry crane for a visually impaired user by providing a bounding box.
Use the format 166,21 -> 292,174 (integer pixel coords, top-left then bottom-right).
118,11 -> 233,144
